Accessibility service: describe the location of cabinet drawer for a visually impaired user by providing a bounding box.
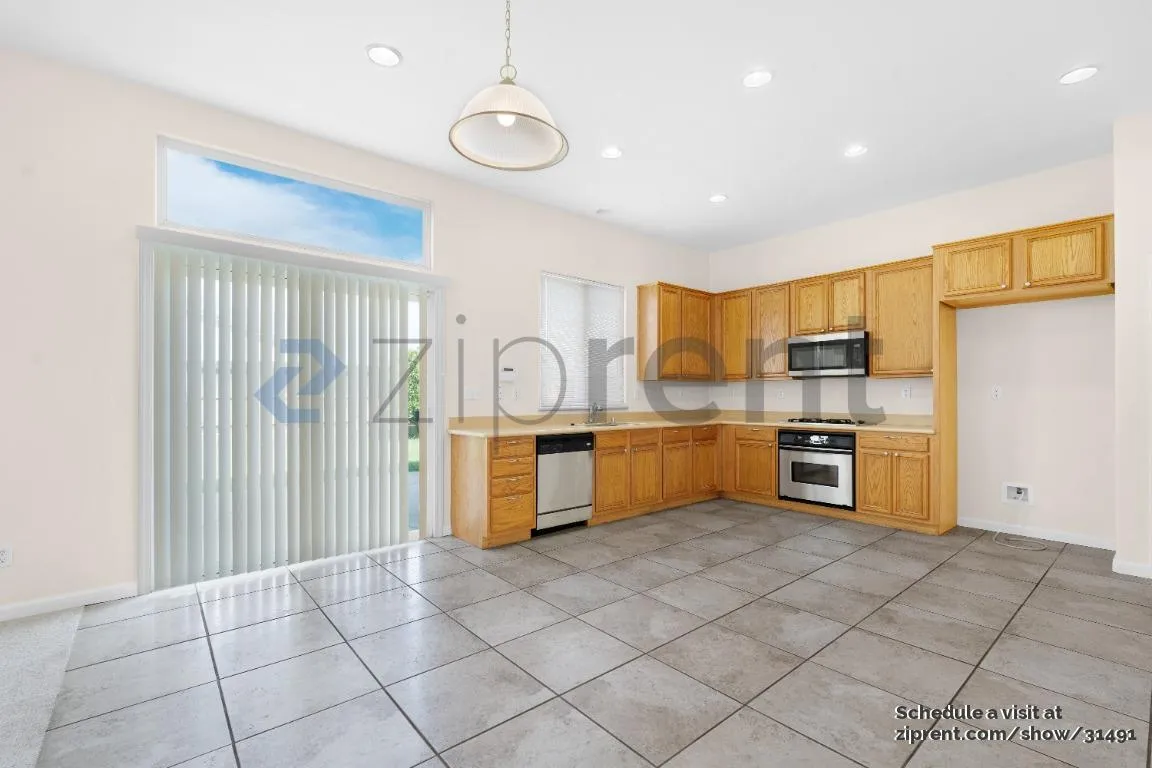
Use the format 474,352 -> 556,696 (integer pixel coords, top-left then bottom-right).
732,425 -> 774,442
629,428 -> 661,446
857,433 -> 930,452
662,427 -> 691,444
692,425 -> 719,441
490,456 -> 535,478
489,493 -> 534,534
490,473 -> 534,498
596,431 -> 629,449
491,436 -> 535,458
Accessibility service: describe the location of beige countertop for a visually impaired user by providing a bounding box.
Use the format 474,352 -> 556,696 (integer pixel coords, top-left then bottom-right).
448,413 -> 934,438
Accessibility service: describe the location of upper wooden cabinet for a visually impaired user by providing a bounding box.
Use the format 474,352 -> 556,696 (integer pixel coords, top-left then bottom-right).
789,271 -> 865,336
751,284 -> 789,379
866,257 -> 933,378
717,290 -> 751,380
935,215 -> 1113,308
637,282 -> 714,381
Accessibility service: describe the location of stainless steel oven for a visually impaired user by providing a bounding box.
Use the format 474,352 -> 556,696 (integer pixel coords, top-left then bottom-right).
777,430 -> 855,509
787,331 -> 868,378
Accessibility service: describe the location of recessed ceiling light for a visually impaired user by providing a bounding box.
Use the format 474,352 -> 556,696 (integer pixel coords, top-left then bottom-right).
366,44 -> 402,68
1059,66 -> 1098,85
709,193 -> 728,204
601,145 -> 623,159
844,144 -> 868,158
742,69 -> 773,88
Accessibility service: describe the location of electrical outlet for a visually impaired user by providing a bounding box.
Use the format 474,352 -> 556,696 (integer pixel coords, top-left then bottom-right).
776,389 -> 786,400
0,547 -> 11,568
1003,483 -> 1032,504
991,385 -> 1002,401
901,385 -> 912,399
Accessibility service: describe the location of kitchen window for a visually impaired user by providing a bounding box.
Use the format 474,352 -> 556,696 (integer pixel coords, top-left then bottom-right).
159,140 -> 431,268
539,272 -> 627,411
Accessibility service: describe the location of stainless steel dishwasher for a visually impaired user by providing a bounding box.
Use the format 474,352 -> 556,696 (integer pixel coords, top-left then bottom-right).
535,433 -> 594,532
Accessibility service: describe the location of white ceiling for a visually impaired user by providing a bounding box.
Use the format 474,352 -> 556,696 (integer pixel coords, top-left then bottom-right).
2,0 -> 1149,250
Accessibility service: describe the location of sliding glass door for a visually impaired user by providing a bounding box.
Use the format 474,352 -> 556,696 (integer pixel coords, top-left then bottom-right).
148,242 -> 431,589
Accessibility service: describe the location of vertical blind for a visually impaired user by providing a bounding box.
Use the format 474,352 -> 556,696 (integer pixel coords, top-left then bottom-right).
152,244 -> 414,588
539,272 -> 626,410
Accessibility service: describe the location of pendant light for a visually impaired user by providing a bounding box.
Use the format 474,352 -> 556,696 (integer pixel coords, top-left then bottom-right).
449,0 -> 568,171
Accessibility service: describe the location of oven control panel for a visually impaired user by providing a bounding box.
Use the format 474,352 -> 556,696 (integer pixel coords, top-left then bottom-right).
777,430 -> 856,450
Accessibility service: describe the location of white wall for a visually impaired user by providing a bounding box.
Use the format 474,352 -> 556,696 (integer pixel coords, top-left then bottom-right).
0,49 -> 708,612
1113,115 -> 1152,576
709,156 -> 1116,545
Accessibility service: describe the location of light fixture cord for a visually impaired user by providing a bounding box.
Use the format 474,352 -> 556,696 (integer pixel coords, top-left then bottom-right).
500,0 -> 518,82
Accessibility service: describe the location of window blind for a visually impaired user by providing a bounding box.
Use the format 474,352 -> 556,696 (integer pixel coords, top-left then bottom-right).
539,272 -> 627,411
151,244 -> 414,588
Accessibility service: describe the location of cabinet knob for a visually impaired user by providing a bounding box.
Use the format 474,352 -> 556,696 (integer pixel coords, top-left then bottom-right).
1024,281 -> 1032,287
883,451 -> 889,456
999,283 -> 1007,289
894,452 -> 900,457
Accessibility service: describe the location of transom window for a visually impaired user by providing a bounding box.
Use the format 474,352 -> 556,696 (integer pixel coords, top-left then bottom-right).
159,141 -> 430,268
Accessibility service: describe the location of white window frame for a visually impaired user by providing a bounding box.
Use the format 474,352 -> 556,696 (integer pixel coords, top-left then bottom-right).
539,271 -> 629,412
157,137 -> 434,272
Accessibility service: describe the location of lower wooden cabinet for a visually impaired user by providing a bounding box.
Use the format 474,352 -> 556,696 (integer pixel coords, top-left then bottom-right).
734,440 -> 774,497
692,439 -> 719,494
630,442 -> 662,507
594,446 -> 630,518
662,441 -> 692,500
855,435 -> 931,521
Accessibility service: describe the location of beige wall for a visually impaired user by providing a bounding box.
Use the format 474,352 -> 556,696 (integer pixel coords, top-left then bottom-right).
708,157 -> 1116,545
1113,115 -> 1152,577
0,50 -> 707,612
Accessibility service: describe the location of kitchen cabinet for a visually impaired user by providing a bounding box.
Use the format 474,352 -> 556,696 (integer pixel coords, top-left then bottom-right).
855,433 -> 930,521
790,271 -> 865,336
717,290 -> 752,380
594,442 -> 630,518
934,215 -> 1113,308
866,257 -> 933,377
751,284 -> 789,379
938,236 -> 1012,299
733,440 -> 774,497
1022,218 -> 1106,289
450,434 -> 538,548
629,432 -> 663,507
637,282 -> 714,380
662,429 -> 692,500
692,426 -> 719,494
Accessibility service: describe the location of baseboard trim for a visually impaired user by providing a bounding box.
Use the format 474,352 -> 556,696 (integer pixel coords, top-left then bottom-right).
0,582 -> 138,623
1112,559 -> 1152,579
957,516 -> 1114,551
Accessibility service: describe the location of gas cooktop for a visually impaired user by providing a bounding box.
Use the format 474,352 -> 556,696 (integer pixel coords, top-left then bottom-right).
785,417 -> 870,425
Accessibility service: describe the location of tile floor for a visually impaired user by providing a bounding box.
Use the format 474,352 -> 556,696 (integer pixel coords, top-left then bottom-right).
36,500 -> 1152,768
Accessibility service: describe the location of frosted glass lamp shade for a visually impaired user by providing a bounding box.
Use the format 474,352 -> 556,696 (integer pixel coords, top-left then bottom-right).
449,82 -> 568,171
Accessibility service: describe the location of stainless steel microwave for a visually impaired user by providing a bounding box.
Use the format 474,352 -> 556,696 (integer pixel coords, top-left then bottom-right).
787,331 -> 868,378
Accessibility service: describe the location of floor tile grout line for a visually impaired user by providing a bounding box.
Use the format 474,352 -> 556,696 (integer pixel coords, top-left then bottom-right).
195,589 -> 243,768
1006,586 -> 1152,637
900,537 -> 1071,768
998,624 -> 1152,677
62,632 -> 211,674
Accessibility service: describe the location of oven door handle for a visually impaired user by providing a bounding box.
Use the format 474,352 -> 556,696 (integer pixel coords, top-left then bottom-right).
778,445 -> 854,455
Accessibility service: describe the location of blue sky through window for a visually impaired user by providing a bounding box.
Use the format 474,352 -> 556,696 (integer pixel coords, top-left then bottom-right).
163,147 -> 426,265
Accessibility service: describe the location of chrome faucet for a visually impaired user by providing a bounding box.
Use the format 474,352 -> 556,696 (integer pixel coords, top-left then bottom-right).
587,401 -> 604,425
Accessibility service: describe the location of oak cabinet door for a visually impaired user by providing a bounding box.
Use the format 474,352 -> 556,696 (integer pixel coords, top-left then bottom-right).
692,439 -> 719,495
719,291 -> 751,380
790,278 -> 828,335
733,440 -> 773,496
940,238 -> 1012,298
868,259 -> 933,377
680,289 -> 713,378
751,284 -> 789,378
594,449 -> 630,517
856,449 -> 893,515
629,444 -> 662,507
662,442 -> 693,499
828,271 -> 866,331
489,494 -> 535,535
1023,220 -> 1106,289
892,452 -> 930,520
658,285 -> 683,378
